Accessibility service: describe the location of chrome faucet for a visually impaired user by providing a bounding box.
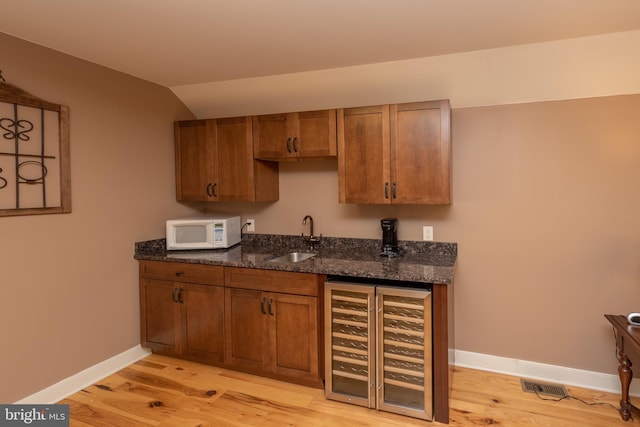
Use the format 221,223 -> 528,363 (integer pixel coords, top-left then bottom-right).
302,215 -> 321,249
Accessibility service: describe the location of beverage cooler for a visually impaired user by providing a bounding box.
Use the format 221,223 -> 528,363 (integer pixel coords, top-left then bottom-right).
324,279 -> 433,420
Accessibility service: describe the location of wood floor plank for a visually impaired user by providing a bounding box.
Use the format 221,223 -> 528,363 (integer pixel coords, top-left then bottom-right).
60,355 -> 636,426
62,398 -> 156,426
134,355 -> 316,408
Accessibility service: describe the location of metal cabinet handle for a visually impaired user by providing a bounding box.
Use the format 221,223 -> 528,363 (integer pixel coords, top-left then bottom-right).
384,182 -> 389,199
286,137 -> 292,153
206,183 -> 213,197
211,183 -> 218,198
171,287 -> 184,303
392,182 -> 397,199
268,298 -> 274,316
261,296 -> 267,314
292,137 -> 298,153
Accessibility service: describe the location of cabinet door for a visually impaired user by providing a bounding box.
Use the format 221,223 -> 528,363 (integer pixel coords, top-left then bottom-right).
252,113 -> 293,159
224,288 -> 269,371
296,110 -> 337,157
213,116 -> 255,201
175,120 -> 215,201
338,105 -> 390,204
270,293 -> 319,381
254,110 -> 337,160
140,279 -> 180,355
390,100 -> 451,204
182,283 -> 225,363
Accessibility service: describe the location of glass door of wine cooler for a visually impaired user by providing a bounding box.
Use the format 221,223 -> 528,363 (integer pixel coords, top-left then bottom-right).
376,286 -> 432,420
325,281 -> 432,420
324,282 -> 375,408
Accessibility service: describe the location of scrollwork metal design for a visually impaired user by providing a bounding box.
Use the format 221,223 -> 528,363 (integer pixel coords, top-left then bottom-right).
0,117 -> 33,141
0,167 -> 7,189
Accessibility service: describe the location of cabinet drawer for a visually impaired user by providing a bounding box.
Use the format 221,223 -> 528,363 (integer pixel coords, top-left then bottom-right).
139,260 -> 224,285
225,267 -> 318,296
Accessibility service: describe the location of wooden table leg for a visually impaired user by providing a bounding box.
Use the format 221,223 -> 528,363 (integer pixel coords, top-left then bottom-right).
618,350 -> 633,421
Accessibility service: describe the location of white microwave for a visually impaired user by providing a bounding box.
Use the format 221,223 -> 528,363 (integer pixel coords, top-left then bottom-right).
166,216 -> 241,250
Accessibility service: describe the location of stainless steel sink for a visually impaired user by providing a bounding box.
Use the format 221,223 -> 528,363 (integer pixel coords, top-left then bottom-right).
267,252 -> 316,263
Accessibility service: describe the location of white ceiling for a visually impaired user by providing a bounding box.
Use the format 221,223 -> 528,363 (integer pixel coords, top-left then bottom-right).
2,0 -> 640,89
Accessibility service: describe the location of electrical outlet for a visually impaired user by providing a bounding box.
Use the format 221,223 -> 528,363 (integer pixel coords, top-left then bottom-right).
246,219 -> 255,232
422,226 -> 433,241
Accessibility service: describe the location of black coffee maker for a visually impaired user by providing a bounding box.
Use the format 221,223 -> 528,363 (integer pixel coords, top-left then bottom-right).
380,218 -> 398,257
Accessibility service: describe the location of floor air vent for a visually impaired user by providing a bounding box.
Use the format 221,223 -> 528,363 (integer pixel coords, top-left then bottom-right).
520,379 -> 568,398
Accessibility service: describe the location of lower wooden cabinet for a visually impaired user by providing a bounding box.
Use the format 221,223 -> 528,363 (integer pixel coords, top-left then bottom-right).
139,261 -> 323,388
224,267 -> 322,386
225,287 -> 319,383
139,261 -> 225,363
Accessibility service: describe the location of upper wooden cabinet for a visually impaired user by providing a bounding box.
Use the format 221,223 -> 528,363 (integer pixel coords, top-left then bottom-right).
253,109 -> 337,160
338,100 -> 451,204
175,117 -> 279,202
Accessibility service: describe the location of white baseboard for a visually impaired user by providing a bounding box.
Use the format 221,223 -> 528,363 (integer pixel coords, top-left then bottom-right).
16,346 -> 635,404
454,349 -> 640,396
15,345 -> 151,404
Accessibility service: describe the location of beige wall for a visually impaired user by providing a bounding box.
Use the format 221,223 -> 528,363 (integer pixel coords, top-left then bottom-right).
198,33 -> 640,380
450,96 -> 640,370
3,28 -> 640,403
0,33 -> 197,403
218,95 -> 640,376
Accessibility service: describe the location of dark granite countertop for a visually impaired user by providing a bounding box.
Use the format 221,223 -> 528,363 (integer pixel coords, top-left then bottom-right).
134,234 -> 457,285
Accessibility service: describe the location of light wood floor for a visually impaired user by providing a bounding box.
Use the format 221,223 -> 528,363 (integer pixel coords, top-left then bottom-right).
59,354 -> 636,426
